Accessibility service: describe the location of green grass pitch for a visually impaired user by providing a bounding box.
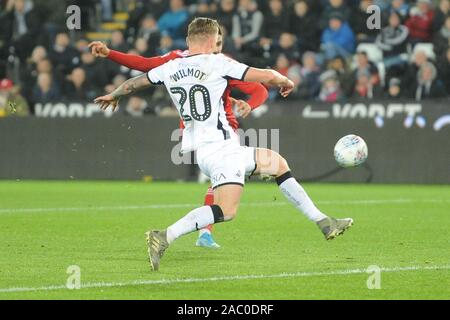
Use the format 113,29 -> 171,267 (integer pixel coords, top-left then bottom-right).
0,181 -> 449,300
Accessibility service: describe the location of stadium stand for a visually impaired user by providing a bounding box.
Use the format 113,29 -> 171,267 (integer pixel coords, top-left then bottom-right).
0,0 -> 448,117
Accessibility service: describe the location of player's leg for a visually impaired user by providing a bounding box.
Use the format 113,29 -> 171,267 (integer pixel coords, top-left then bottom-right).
146,185 -> 242,271
196,186 -> 221,248
254,148 -> 353,240
146,142 -> 246,270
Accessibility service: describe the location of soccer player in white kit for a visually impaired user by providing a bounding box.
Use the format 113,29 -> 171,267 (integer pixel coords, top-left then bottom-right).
95,18 -> 353,271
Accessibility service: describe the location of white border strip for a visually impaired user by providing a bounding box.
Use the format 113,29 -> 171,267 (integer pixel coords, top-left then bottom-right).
0,265 -> 449,294
0,199 -> 448,214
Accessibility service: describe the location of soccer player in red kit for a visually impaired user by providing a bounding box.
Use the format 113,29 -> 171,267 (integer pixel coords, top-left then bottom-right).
89,31 -> 268,249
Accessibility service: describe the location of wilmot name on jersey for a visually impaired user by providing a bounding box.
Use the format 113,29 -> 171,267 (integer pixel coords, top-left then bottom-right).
170,68 -> 207,82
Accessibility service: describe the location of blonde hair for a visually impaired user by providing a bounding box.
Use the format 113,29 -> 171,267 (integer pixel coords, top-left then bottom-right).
187,17 -> 220,42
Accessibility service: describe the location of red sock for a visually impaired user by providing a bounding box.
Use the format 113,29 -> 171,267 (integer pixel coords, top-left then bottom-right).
203,187 -> 214,232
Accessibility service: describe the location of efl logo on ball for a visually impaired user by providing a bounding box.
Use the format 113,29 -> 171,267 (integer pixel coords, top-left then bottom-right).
334,135 -> 368,168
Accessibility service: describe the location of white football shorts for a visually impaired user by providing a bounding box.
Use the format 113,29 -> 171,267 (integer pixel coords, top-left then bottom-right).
197,140 -> 257,189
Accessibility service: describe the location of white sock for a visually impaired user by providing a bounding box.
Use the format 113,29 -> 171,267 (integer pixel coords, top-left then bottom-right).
277,173 -> 327,222
166,206 -> 216,244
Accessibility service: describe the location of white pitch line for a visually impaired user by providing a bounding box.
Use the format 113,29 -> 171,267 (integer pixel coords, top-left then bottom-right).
0,265 -> 449,294
0,199 -> 448,215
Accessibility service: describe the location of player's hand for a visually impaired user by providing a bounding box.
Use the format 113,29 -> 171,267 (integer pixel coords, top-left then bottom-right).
94,94 -> 120,112
279,79 -> 295,98
88,41 -> 110,58
235,99 -> 252,119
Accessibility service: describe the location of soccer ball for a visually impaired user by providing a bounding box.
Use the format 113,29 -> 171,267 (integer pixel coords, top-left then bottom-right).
334,135 -> 368,168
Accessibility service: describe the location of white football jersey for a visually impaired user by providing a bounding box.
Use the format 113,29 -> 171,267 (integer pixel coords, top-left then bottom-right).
147,53 -> 249,153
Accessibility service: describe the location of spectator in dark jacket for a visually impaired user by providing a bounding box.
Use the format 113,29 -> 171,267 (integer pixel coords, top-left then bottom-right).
287,51 -> 321,99
109,30 -> 129,53
437,47 -> 450,91
137,15 -> 161,56
385,77 -> 405,99
433,16 -> 450,58
48,32 -> 80,76
414,62 -> 446,100
432,0 -> 450,32
405,0 -> 435,43
32,73 -> 61,104
376,11 -> 409,69
215,0 -> 236,34
288,0 -> 320,52
403,49 -> 429,90
3,0 -> 43,61
80,51 -> 109,94
350,0 -> 379,43
259,0 -> 288,46
63,68 -> 97,101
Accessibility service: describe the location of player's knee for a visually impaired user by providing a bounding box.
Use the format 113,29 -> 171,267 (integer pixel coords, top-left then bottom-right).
214,203 -> 238,221
277,155 -> 290,176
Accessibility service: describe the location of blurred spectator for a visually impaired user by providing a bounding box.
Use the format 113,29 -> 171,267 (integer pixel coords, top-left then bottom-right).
124,96 -> 155,116
319,70 -> 343,102
433,0 -> 450,32
232,0 -> 264,54
353,69 -> 382,99
267,53 -> 291,98
105,74 -> 127,94
375,11 -> 409,69
403,50 -> 430,91
259,0 -> 288,49
320,0 -> 351,30
191,0 -> 215,19
75,39 -> 90,53
385,77 -> 404,99
350,0 -> 379,43
433,16 -> 450,58
0,78 -> 29,117
405,0 -> 435,44
352,52 -> 379,90
134,37 -> 152,57
32,72 -> 61,104
389,0 -> 410,21
414,62 -> 446,100
288,0 -> 320,52
277,32 -> 301,62
158,0 -> 190,47
48,32 -> 80,76
3,0 -> 43,61
157,35 -> 175,56
63,68 -> 96,101
19,45 -> 48,98
101,0 -> 113,22
437,47 -> 450,90
109,30 -> 129,52
137,15 -> 161,56
215,0 -> 236,34
80,51 -> 109,94
321,13 -> 356,60
287,51 -> 321,99
326,55 -> 354,96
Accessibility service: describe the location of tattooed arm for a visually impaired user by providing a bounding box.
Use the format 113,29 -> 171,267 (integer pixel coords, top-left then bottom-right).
94,74 -> 151,112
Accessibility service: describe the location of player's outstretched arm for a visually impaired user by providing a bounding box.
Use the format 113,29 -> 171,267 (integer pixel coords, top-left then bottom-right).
244,68 -> 294,98
94,74 -> 151,111
88,41 -> 174,72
